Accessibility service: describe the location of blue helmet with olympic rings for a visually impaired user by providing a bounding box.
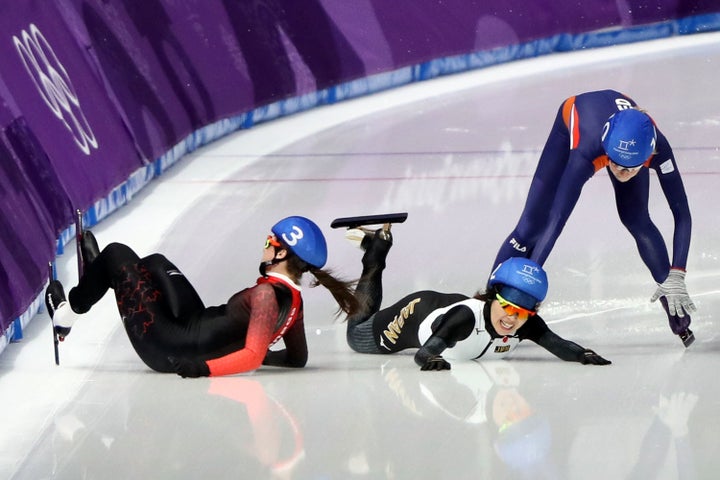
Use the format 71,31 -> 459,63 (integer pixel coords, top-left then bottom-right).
271,216 -> 328,269
601,108 -> 657,168
488,257 -> 548,311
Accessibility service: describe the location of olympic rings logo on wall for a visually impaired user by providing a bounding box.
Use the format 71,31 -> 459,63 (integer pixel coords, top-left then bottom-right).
13,24 -> 98,155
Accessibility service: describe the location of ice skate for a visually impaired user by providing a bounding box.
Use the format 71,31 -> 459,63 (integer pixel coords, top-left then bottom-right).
345,223 -> 393,250
45,280 -> 73,340
333,212 -> 405,249
331,212 -> 407,230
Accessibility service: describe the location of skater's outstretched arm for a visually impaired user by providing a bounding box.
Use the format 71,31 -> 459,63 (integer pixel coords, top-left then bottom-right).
522,315 -> 611,365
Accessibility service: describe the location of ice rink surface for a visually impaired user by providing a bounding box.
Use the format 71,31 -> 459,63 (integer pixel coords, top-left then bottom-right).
2,32 -> 720,479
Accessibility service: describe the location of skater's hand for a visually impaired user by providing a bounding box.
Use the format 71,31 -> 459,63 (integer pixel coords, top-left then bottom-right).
580,349 -> 611,365
650,269 -> 696,317
168,356 -> 210,378
420,355 -> 451,371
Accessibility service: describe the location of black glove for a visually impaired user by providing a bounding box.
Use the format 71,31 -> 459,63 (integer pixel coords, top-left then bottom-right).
420,355 -> 451,371
580,349 -> 611,366
168,356 -> 210,378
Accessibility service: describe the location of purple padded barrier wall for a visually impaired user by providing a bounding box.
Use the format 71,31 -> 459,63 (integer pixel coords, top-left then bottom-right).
0,1 -> 719,349
0,2 -> 145,340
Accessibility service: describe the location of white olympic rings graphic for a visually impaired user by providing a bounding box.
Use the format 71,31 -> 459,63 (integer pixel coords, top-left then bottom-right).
13,23 -> 98,155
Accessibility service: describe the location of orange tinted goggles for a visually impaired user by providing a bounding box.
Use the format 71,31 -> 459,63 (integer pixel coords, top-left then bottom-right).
265,235 -> 282,249
496,293 -> 536,320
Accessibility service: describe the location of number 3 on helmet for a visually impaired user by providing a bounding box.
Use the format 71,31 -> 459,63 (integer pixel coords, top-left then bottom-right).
271,216 -> 328,269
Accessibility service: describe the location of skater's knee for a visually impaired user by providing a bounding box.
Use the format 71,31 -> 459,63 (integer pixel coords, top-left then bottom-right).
102,242 -> 140,265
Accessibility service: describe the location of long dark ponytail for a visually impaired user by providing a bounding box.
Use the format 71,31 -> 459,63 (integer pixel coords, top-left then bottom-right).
285,255 -> 360,316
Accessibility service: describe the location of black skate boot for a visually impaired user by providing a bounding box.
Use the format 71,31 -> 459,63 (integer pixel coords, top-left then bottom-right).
345,223 -> 392,247
45,280 -> 72,340
360,225 -> 393,270
81,230 -> 100,266
678,329 -> 695,348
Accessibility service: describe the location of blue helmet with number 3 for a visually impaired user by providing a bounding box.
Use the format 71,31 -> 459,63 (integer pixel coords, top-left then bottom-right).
602,108 -> 657,168
488,257 -> 548,311
272,216 -> 328,269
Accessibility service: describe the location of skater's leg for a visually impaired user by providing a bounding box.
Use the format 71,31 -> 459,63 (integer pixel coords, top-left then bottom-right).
610,172 -> 693,346
138,253 -> 204,319
351,226 -> 393,318
68,242 -> 141,314
490,107 -> 571,272
110,257 -> 191,373
346,226 -> 393,353
45,241 -> 139,339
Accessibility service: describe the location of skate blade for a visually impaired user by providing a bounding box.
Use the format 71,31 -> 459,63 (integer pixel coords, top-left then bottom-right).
331,212 -> 407,229
680,331 -> 695,348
